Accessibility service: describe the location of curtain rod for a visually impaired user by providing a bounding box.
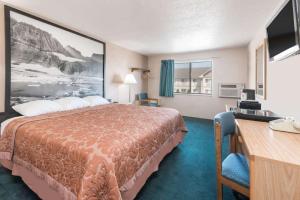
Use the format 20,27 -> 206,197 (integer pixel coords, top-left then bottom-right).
174,57 -> 219,63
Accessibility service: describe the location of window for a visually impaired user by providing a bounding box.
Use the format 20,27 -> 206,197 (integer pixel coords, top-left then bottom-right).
174,60 -> 212,95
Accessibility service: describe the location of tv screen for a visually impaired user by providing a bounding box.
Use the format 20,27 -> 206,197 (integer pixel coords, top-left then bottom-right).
267,0 -> 299,60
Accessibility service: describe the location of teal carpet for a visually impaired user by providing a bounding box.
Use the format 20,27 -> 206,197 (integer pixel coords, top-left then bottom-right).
135,117 -> 235,200
0,117 -> 235,200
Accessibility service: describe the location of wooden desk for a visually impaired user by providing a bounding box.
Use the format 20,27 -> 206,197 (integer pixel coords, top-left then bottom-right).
236,119 -> 300,200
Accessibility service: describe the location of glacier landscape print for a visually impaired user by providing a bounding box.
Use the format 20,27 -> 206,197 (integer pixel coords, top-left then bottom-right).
8,10 -> 104,106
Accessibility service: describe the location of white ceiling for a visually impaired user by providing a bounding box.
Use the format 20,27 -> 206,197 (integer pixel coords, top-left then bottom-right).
2,0 -> 282,55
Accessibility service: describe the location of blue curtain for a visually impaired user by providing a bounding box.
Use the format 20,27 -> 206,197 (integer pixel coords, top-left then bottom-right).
159,60 -> 174,97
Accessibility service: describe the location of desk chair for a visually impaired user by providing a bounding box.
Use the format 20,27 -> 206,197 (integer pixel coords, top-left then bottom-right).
136,93 -> 159,107
214,112 -> 249,200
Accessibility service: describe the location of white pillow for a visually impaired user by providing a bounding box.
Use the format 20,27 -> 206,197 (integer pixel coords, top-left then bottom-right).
54,97 -> 90,111
12,100 -> 62,117
83,96 -> 109,106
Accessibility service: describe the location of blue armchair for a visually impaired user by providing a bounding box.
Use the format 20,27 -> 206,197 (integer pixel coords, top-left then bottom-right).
136,93 -> 159,107
214,112 -> 249,200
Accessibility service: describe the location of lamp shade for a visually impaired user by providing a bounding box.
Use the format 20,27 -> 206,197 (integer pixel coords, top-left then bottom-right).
124,74 -> 137,84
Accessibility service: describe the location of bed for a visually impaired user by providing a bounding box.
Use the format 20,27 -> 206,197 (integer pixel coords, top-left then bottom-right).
2,6 -> 187,199
0,104 -> 187,200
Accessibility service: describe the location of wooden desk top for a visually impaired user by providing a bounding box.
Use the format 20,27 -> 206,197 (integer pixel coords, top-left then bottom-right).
236,119 -> 300,166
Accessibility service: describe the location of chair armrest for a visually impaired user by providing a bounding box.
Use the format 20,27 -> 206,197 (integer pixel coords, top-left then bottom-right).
137,99 -> 151,105
147,98 -> 159,102
141,98 -> 159,103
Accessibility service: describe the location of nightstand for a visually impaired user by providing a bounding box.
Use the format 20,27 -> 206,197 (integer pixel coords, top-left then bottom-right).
106,99 -> 118,104
0,113 -> 7,124
0,112 -> 20,124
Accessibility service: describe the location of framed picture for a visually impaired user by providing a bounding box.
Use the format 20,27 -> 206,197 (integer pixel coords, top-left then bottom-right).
4,6 -> 105,112
255,40 -> 267,100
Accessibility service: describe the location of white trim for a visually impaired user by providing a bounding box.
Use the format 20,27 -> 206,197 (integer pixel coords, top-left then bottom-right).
175,59 -> 214,64
174,93 -> 213,97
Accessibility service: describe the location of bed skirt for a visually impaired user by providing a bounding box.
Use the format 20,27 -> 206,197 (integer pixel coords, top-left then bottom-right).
0,130 -> 186,200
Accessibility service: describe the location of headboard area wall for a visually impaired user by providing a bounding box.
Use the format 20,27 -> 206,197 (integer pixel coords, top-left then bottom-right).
4,6 -> 105,112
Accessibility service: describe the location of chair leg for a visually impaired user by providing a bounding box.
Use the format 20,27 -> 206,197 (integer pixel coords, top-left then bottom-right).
217,181 -> 223,200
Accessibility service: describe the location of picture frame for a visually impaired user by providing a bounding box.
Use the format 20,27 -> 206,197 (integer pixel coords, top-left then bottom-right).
255,40 -> 267,100
4,5 -> 105,112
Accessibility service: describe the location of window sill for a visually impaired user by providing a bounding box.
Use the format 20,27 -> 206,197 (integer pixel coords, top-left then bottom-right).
174,93 -> 213,97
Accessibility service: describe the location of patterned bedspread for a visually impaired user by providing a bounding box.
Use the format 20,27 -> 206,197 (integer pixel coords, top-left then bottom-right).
0,104 -> 187,200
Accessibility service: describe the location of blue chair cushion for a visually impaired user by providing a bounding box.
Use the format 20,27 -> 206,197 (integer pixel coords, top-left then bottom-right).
148,102 -> 158,107
222,153 -> 249,188
214,112 -> 235,136
141,101 -> 158,107
139,93 -> 148,100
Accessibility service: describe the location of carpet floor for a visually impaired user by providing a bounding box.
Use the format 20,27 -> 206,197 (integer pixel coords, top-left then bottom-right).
0,117 -> 235,200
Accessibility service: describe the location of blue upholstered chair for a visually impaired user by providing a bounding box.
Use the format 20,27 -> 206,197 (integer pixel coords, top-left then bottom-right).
214,112 -> 249,200
136,93 -> 159,107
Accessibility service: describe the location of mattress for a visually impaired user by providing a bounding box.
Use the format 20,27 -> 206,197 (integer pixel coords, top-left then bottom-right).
0,104 -> 187,200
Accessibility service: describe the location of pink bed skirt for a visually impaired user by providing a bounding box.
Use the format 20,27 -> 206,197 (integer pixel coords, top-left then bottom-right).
1,130 -> 185,200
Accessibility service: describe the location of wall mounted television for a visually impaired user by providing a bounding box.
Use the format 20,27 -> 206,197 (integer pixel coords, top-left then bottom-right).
266,0 -> 300,61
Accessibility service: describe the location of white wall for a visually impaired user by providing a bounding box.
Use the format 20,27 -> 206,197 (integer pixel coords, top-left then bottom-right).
105,43 -> 148,104
248,0 -> 300,119
148,47 -> 248,119
0,2 -> 148,112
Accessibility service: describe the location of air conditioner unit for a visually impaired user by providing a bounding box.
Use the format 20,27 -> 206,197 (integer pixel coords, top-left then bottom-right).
218,83 -> 245,98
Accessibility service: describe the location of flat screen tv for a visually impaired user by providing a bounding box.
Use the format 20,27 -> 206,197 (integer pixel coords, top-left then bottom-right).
267,0 -> 300,61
